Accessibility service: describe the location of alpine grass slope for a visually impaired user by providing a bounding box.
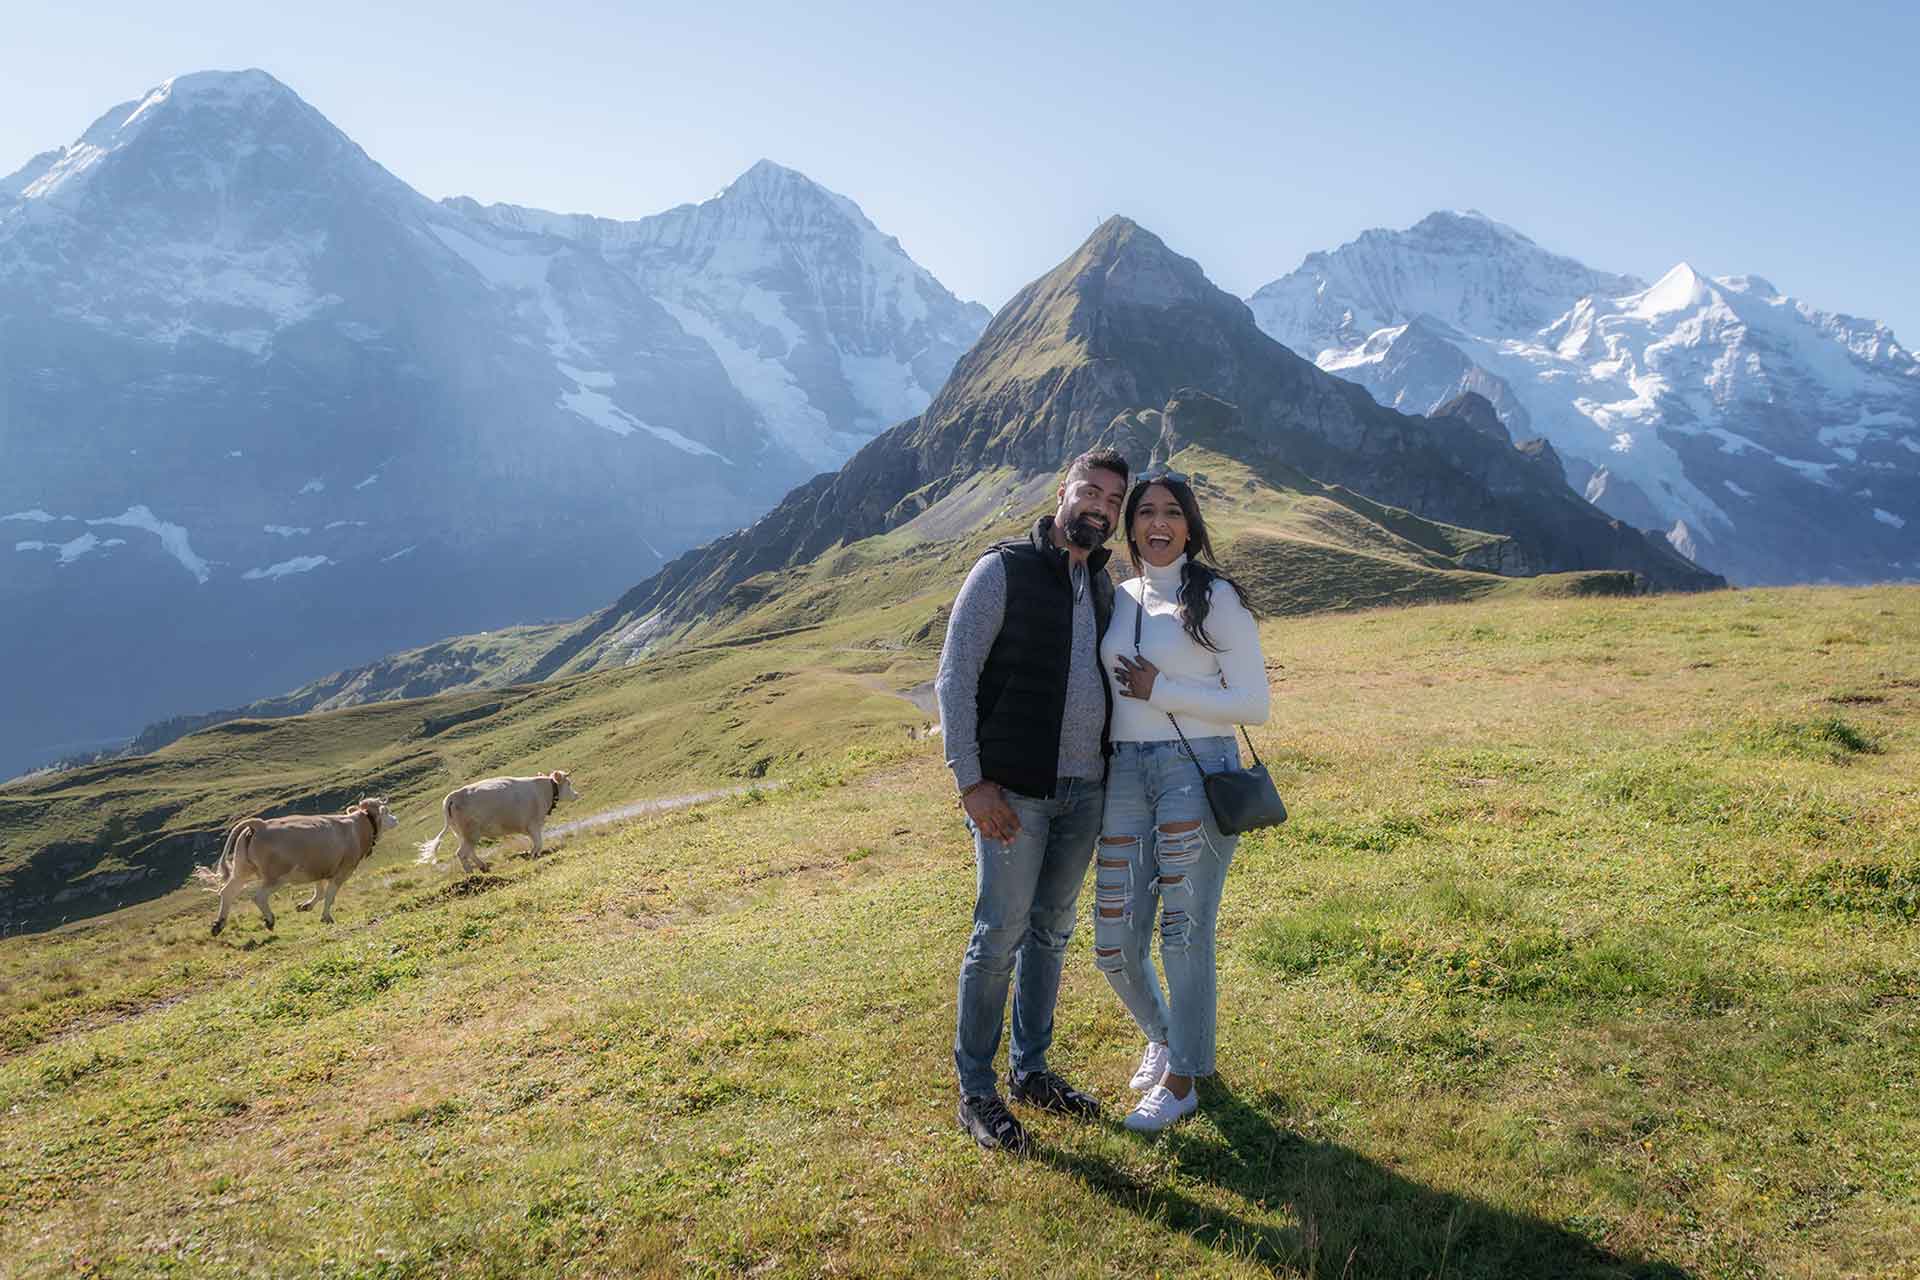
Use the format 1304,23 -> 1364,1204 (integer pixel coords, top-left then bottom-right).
1,582 -> 1915,1276
0,434 -> 1633,928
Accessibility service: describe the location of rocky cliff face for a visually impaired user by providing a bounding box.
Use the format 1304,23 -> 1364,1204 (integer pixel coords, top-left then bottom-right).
541,217 -> 1718,675
0,72 -> 984,778
1251,212 -> 1920,584
446,160 -> 990,471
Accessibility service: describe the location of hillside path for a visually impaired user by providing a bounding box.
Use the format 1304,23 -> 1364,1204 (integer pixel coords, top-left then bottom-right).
547,782 -> 786,842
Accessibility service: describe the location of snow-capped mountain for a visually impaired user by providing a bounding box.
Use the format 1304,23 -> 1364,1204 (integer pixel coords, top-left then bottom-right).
448,160 -> 991,470
0,70 -> 985,778
1251,212 -> 1919,584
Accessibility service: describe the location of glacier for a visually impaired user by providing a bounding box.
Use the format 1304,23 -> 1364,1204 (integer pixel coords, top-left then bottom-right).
0,70 -> 991,779
1252,212 -> 1919,584
445,159 -> 991,472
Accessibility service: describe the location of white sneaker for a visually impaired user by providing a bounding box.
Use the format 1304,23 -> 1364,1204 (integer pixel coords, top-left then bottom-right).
1129,1041 -> 1171,1091
1124,1084 -> 1198,1133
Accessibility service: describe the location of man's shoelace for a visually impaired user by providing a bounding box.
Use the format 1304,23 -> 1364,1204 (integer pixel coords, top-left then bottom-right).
970,1095 -> 1020,1137
1023,1070 -> 1084,1101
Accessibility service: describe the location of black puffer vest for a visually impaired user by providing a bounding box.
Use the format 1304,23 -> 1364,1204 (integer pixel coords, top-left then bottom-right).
975,517 -> 1116,798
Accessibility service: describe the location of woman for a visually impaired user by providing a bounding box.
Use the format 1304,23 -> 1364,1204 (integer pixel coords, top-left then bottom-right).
1095,467 -> 1269,1132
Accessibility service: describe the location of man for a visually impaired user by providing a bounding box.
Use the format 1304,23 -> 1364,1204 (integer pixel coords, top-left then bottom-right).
936,446 -> 1130,1154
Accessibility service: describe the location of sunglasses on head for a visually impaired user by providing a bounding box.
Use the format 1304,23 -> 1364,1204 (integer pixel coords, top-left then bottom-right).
1131,465 -> 1189,490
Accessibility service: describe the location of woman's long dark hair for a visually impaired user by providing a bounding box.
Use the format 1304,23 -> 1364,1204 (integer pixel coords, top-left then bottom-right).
1123,475 -> 1253,652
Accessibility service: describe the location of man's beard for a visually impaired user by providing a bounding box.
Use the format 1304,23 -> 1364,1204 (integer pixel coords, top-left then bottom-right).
1064,512 -> 1110,549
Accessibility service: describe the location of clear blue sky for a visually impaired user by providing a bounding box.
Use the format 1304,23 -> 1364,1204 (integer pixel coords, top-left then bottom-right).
6,0 -> 1916,341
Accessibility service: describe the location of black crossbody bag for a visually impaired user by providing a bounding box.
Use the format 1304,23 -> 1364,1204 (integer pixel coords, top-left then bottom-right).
1134,595 -> 1288,835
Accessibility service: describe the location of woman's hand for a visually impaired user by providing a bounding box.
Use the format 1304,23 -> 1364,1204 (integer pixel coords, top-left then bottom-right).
1113,653 -> 1159,701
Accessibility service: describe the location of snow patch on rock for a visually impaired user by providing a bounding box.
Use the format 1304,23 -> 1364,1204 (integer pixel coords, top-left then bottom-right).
1774,457 -> 1837,485
556,382 -> 731,461
243,554 -> 332,581
14,533 -> 125,563
85,506 -> 209,582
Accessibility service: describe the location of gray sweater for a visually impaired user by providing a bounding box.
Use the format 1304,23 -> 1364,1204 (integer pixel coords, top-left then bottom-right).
935,551 -> 1107,793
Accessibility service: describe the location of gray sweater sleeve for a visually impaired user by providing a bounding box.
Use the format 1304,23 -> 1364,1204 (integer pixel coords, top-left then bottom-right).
934,553 -> 1006,791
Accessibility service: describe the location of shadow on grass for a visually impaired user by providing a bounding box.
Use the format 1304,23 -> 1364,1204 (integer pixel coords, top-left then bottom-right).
401,870 -> 513,910
1037,1079 -> 1691,1279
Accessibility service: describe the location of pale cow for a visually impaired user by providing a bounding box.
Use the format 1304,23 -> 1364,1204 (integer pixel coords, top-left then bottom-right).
201,798 -> 398,935
417,771 -> 580,873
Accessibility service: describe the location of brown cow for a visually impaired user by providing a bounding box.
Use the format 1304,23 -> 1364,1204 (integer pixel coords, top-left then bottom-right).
201,798 -> 397,934
416,771 -> 579,873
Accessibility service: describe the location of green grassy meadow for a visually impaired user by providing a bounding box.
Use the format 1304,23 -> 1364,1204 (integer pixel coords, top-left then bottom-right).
2,584 -> 1916,1277
1,445 -> 1631,928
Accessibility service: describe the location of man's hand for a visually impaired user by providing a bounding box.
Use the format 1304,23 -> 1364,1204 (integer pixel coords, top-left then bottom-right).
961,782 -> 1022,842
1113,653 -> 1159,701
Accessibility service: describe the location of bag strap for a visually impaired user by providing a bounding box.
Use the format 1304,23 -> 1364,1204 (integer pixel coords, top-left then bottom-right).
1132,579 -> 1265,775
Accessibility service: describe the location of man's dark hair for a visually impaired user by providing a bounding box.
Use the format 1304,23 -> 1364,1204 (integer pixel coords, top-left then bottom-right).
1064,446 -> 1130,488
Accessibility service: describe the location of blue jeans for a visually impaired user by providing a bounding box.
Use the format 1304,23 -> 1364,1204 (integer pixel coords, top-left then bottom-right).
1094,738 -> 1240,1078
954,777 -> 1103,1097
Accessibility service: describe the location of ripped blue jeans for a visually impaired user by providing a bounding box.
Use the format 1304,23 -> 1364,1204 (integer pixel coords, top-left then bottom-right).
1094,737 -> 1239,1079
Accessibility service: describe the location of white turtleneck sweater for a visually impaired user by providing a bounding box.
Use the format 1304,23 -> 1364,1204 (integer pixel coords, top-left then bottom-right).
1102,555 -> 1270,743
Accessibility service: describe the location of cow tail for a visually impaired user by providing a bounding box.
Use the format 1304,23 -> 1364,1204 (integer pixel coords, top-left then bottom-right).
194,820 -> 246,891
416,797 -> 452,865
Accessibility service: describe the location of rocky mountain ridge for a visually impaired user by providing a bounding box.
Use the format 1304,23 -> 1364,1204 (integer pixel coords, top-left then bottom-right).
0,70 -> 986,778
446,159 -> 990,470
1250,211 -> 1919,584
521,216 -> 1719,680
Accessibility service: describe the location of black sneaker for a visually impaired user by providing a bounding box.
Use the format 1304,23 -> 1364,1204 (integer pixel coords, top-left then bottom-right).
957,1092 -> 1030,1154
1009,1068 -> 1101,1119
